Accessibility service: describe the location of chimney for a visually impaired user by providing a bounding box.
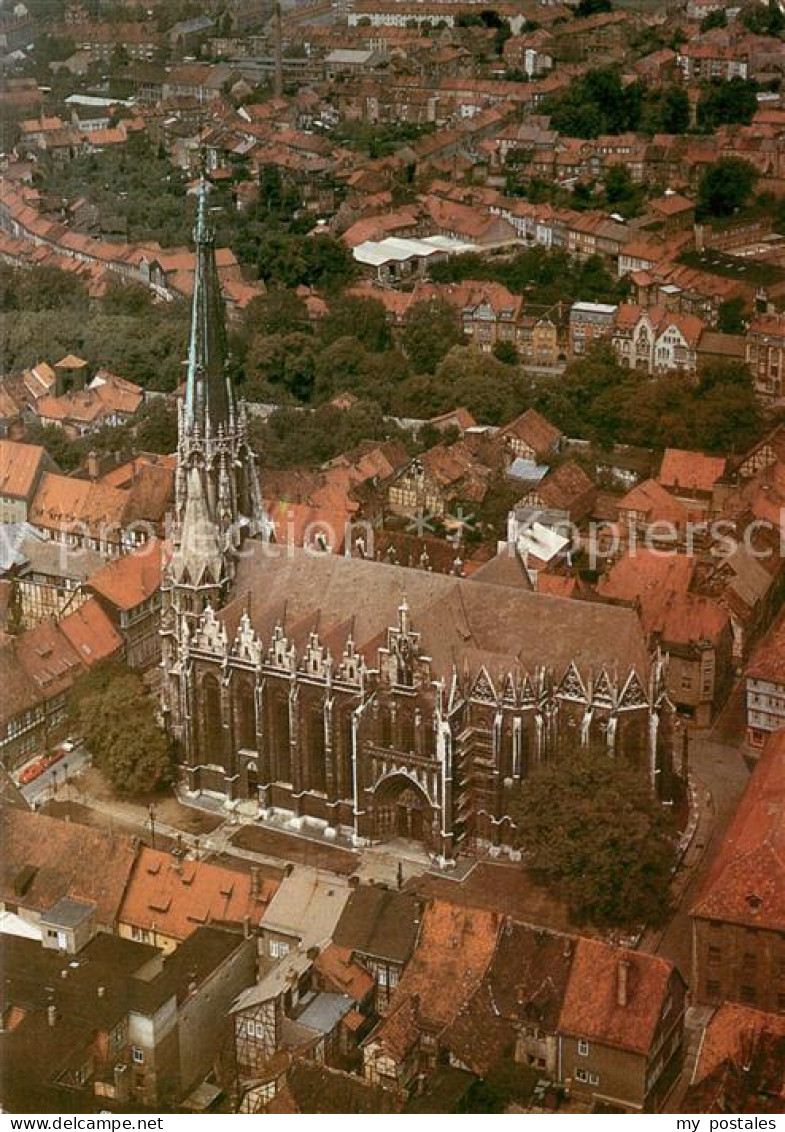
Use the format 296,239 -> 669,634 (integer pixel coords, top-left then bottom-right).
87,450 -> 100,480
97,985 -> 106,998
616,958 -> 631,1008
47,1004 -> 57,1028
348,874 -> 360,889
250,866 -> 261,899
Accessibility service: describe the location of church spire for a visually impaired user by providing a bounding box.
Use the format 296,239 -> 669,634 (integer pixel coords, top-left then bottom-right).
184,178 -> 234,438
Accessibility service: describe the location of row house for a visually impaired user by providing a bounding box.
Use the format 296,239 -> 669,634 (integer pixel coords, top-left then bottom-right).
386,439 -> 494,519
569,300 -> 617,356
747,313 -> 785,406
0,440 -> 55,524
677,43 -> 749,82
598,550 -> 733,726
73,21 -> 164,61
745,616 -> 785,749
87,538 -> 164,669
0,598 -> 122,769
691,730 -> 785,1016
363,899 -> 685,1113
502,31 -> 553,77
611,304 -> 705,377
0,923 -> 256,1112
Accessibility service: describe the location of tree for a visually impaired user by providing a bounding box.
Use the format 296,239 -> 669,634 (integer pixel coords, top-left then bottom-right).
402,298 -> 465,374
696,157 -> 759,218
576,0 -> 612,14
320,295 -> 392,352
739,0 -> 784,35
697,78 -> 759,130
245,289 -> 310,338
434,346 -> 529,425
134,399 -> 179,454
71,664 -> 173,796
700,7 -> 727,30
507,746 -> 677,929
717,295 -> 747,334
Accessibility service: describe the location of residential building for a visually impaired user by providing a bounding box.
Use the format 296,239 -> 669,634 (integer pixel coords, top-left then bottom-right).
496,408 -> 563,464
569,301 -> 617,356
0,925 -> 256,1112
260,867 -> 352,961
684,1004 -> 785,1113
747,314 -> 785,405
87,539 -> 164,669
0,808 -> 137,936
118,847 -> 278,954
558,939 -> 686,1112
611,305 -> 705,376
332,885 -> 421,1010
745,616 -> 785,748
0,440 -> 55,523
0,600 -> 122,769
597,551 -> 733,725
691,729 -> 785,1014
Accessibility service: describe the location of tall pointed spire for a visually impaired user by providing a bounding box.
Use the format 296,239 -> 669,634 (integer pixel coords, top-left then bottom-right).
185,177 -> 234,438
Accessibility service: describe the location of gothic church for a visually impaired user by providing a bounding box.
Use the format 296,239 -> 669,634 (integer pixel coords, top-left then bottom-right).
161,184 -> 673,864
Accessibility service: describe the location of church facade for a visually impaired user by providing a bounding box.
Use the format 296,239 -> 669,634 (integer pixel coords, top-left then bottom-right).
161,184 -> 674,864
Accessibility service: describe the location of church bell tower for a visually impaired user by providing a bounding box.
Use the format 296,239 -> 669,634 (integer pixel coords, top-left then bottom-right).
161,179 -> 266,736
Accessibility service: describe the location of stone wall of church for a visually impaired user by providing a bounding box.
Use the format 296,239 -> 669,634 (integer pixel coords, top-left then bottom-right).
162,604 -> 673,863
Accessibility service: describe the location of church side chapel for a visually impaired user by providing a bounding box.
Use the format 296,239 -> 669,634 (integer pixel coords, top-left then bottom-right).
161,182 -> 675,865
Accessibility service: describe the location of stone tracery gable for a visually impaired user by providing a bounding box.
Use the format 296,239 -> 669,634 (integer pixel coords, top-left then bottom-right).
619,669 -> 649,710
557,661 -> 589,703
502,672 -> 518,708
470,666 -> 497,704
591,667 -> 617,710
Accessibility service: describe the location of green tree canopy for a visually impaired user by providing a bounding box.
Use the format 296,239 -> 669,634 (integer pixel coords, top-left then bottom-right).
70,663 -> 173,796
507,746 -> 677,929
697,78 -> 759,130
696,156 -> 759,219
402,297 -> 466,374
320,294 -> 392,352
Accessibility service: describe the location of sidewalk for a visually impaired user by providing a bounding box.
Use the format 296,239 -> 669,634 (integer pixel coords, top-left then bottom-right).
638,773 -> 715,954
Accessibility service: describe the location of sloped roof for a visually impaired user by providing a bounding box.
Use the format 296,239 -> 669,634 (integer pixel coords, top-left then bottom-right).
691,730 -> 785,932
57,597 -> 123,665
499,408 -> 562,456
119,846 -> 277,941
228,542 -> 652,684
558,938 -> 677,1055
87,539 -> 164,611
379,898 -> 500,1033
0,439 -> 48,501
332,885 -> 420,965
659,448 -> 726,494
0,808 -> 137,925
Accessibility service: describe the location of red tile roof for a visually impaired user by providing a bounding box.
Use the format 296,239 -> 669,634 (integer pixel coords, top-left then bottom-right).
58,597 -> 123,665
0,439 -> 48,501
559,938 -> 677,1055
659,448 -> 726,494
119,846 -> 278,943
695,1003 -> 785,1084
379,898 -> 500,1034
0,808 -> 137,926
691,730 -> 785,932
87,539 -> 164,611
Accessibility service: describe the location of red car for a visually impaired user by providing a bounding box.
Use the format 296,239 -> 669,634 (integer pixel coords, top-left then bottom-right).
19,758 -> 47,785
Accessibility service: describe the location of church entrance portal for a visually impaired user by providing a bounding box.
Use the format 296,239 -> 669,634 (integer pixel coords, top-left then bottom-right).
372,774 -> 433,847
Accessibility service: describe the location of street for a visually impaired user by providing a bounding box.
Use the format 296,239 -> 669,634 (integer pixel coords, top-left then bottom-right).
20,743 -> 91,806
